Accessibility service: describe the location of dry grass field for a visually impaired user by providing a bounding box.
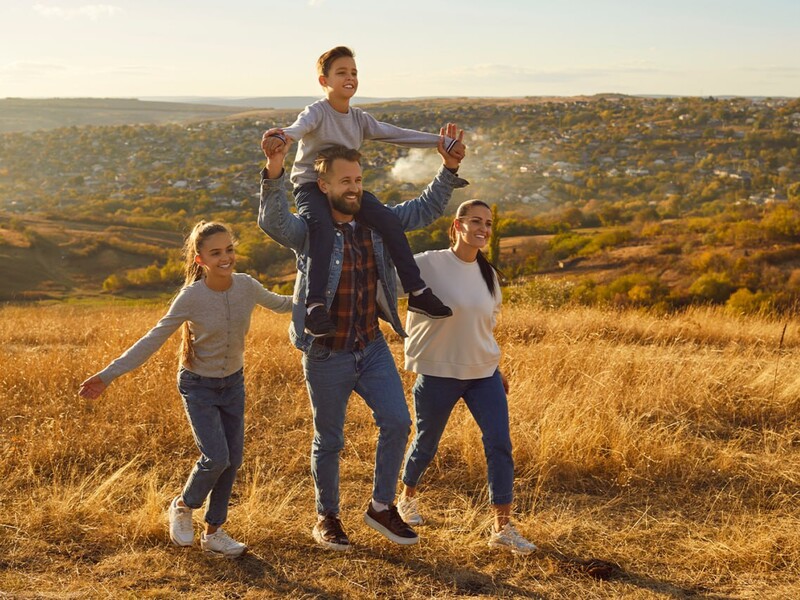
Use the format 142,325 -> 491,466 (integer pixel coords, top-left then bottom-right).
2,298 -> 800,599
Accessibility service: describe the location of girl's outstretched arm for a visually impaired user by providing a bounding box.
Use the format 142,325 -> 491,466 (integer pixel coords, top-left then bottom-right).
78,374 -> 107,399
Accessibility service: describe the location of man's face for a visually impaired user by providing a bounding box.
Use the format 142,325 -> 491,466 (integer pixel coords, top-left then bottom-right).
319,158 -> 363,217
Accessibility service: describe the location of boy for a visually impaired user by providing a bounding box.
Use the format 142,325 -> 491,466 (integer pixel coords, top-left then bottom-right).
261,46 -> 466,337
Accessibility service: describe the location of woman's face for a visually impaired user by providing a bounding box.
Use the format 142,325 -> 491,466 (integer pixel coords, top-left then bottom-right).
454,205 -> 493,250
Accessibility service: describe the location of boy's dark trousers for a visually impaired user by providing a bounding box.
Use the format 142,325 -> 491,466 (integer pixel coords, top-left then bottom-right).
294,182 -> 425,307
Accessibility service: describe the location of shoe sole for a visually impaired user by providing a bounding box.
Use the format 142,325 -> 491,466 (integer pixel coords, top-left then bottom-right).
406,307 -> 453,319
304,328 -> 336,338
169,532 -> 194,547
487,540 -> 536,555
201,546 -> 247,558
312,527 -> 351,551
363,513 -> 419,545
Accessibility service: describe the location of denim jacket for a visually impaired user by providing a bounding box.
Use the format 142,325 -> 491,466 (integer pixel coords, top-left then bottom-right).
258,166 -> 468,352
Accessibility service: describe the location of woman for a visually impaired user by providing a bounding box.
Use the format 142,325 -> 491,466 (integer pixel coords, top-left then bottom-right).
79,221 -> 292,558
397,200 -> 537,554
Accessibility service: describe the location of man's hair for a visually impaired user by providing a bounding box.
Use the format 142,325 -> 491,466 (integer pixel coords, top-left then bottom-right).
314,145 -> 362,178
317,46 -> 355,77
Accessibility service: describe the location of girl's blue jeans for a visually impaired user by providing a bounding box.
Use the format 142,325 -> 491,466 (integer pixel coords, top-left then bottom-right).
176,367 -> 245,526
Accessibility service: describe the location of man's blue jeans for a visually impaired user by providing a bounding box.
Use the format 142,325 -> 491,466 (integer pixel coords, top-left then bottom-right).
302,335 -> 411,515
401,369 -> 514,505
176,367 -> 245,526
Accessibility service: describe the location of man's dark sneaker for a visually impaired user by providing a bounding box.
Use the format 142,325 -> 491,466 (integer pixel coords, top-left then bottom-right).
363,503 -> 419,545
304,306 -> 337,338
407,288 -> 453,319
312,514 -> 351,551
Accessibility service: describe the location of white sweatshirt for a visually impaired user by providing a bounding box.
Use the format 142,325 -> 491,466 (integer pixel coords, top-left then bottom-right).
404,249 -> 501,380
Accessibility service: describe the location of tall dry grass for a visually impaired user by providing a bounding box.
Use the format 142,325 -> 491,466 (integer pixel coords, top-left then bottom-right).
1,301 -> 799,598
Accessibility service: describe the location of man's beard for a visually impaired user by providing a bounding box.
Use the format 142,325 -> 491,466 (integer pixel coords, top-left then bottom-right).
329,190 -> 363,215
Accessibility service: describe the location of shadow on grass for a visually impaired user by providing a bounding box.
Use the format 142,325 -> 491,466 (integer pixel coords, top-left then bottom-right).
188,546 -> 340,599
539,546 -> 734,599
177,537 -> 734,599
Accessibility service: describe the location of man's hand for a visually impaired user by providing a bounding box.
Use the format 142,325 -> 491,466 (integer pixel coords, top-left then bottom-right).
261,127 -> 293,156
264,131 -> 291,179
438,123 -> 465,170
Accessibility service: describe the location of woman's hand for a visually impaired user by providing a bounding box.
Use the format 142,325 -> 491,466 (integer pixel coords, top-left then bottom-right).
78,374 -> 107,399
499,370 -> 510,394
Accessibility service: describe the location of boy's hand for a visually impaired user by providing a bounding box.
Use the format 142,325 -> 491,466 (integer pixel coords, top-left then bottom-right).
261,128 -> 292,155
448,139 -> 466,161
78,374 -> 107,399
438,123 -> 465,170
264,136 -> 290,179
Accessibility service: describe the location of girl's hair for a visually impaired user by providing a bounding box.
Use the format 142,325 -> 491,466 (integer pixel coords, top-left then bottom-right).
179,221 -> 232,366
449,200 -> 500,298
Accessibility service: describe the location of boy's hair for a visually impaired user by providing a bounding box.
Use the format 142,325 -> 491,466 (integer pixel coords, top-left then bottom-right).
314,145 -> 362,178
317,46 -> 355,77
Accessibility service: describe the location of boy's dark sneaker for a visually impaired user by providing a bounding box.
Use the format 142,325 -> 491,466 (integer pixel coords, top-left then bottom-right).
407,289 -> 453,319
363,503 -> 419,545
312,514 -> 350,551
304,306 -> 337,338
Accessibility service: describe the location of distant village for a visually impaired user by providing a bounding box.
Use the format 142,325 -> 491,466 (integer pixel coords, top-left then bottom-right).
1,95 -> 798,224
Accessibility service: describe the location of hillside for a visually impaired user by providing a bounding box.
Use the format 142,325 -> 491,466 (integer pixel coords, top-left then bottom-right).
1,95 -> 799,310
0,98 -> 259,134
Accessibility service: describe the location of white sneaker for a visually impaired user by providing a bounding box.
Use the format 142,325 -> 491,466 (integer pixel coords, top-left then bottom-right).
168,496 -> 194,547
201,528 -> 247,558
488,522 -> 537,555
397,496 -> 424,526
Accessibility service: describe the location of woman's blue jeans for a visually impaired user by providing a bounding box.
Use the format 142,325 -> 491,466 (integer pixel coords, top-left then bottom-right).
401,369 -> 514,505
177,367 -> 245,526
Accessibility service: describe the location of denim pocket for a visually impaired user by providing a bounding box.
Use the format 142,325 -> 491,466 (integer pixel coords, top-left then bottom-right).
179,368 -> 203,382
305,344 -> 332,362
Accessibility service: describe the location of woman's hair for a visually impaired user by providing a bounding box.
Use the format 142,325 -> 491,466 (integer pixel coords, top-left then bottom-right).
179,221 -> 232,366
449,200 -> 500,297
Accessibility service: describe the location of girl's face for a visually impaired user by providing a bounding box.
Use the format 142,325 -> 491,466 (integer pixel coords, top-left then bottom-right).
195,231 -> 235,279
454,205 -> 493,251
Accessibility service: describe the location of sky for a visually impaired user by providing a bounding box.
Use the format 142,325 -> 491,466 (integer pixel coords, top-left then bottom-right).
1,0 -> 799,99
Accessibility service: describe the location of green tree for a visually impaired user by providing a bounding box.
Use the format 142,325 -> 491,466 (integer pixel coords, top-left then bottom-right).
488,203 -> 501,266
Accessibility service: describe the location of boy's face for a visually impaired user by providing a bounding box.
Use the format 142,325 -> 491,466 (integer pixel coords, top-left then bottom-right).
319,56 -> 358,100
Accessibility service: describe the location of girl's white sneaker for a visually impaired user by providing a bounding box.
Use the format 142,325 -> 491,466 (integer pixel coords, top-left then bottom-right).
168,496 -> 194,547
397,496 -> 424,526
488,522 -> 537,555
201,528 -> 247,558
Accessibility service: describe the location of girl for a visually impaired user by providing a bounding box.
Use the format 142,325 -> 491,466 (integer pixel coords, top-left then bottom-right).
79,221 -> 292,558
397,200 -> 537,554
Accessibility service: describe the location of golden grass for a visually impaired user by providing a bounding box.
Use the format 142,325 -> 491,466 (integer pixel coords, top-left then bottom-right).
1,300 -> 799,598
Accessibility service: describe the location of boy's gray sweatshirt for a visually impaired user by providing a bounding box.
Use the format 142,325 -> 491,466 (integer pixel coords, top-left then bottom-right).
283,98 -> 450,187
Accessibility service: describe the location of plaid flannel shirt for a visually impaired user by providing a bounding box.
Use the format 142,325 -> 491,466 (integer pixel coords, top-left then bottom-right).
316,221 -> 379,351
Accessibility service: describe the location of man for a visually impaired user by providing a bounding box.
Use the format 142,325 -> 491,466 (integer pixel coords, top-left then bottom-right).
258,124 -> 467,551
